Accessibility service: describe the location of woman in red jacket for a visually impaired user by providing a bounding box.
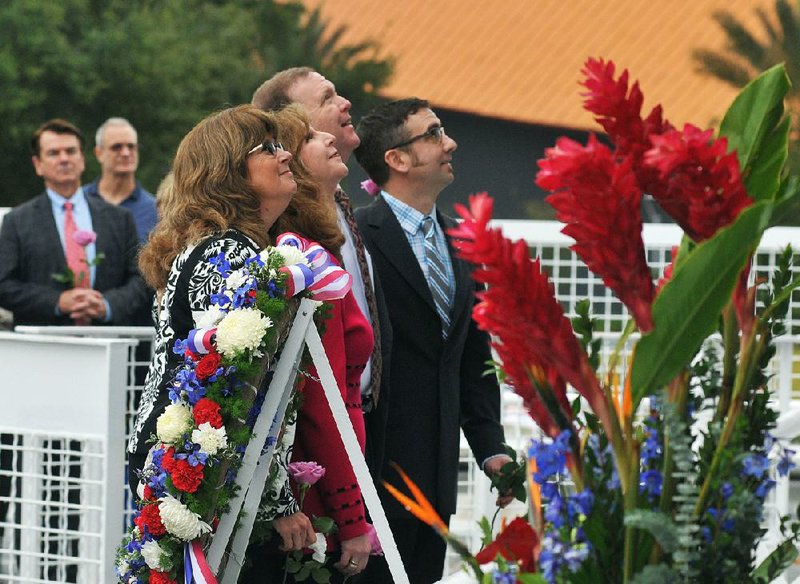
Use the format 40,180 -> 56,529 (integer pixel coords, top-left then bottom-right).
242,105 -> 373,583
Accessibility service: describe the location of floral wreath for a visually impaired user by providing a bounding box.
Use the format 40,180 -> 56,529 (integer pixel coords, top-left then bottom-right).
116,232 -> 351,584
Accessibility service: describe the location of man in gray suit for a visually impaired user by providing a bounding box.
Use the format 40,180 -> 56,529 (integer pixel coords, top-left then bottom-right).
0,118 -> 148,327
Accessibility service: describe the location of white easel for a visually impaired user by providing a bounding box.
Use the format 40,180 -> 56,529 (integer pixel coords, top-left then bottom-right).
205,298 -> 409,583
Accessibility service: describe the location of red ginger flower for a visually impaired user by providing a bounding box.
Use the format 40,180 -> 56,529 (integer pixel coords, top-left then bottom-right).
581,57 -> 673,195
536,135 -> 655,332
450,193 -> 613,435
644,124 -> 752,242
474,516 -> 538,572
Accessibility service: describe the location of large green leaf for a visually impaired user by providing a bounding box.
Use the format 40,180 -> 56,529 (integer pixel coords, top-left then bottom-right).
743,114 -> 791,202
719,64 -> 789,172
751,539 -> 799,583
631,201 -> 772,407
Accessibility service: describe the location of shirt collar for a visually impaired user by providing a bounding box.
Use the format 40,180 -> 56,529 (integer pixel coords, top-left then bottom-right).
381,190 -> 439,235
47,186 -> 86,208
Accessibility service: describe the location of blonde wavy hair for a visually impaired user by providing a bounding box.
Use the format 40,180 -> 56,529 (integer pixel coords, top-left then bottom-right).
268,105 -> 344,262
139,105 -> 279,290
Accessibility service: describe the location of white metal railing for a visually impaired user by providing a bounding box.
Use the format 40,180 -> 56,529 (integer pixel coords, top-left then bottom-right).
3,220 -> 800,580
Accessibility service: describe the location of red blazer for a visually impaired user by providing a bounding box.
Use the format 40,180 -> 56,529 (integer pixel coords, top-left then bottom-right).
292,289 -> 373,545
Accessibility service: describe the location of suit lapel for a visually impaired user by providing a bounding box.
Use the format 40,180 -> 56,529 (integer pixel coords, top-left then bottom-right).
366,197 -> 438,314
35,194 -> 67,268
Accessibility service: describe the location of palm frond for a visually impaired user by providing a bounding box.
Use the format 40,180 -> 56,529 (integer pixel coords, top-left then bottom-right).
692,49 -> 754,87
712,11 -> 769,70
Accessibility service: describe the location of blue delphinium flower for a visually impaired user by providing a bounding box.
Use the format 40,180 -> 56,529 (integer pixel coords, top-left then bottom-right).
177,442 -> 209,467
742,454 -> 770,480
567,489 -> 594,519
210,291 -> 231,308
245,255 -> 264,269
209,252 -> 231,275
755,478 -> 776,499
491,565 -> 518,583
529,429 -> 571,483
172,338 -> 189,355
720,482 -> 734,500
640,469 -> 663,498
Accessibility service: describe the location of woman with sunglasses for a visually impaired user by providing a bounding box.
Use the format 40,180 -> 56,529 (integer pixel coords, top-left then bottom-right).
241,105 -> 374,583
128,105 -> 319,556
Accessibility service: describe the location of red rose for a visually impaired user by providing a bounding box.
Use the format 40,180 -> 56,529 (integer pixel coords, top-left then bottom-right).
170,458 -> 205,493
193,398 -> 223,428
149,570 -> 178,584
134,502 -> 166,537
195,352 -> 222,380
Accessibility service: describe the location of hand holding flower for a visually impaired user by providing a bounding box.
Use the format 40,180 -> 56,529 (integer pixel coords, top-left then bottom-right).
272,512 -> 317,552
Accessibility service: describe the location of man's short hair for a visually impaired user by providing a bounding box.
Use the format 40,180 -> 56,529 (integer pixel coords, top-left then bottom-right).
251,67 -> 315,112
95,117 -> 137,148
31,119 -> 85,156
354,98 -> 429,186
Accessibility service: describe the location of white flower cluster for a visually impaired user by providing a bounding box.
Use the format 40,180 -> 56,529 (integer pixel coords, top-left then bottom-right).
192,305 -> 226,329
274,244 -> 309,268
191,422 -> 228,456
215,307 -> 272,358
226,268 -> 254,291
140,539 -> 166,570
156,403 -> 193,445
158,494 -> 212,541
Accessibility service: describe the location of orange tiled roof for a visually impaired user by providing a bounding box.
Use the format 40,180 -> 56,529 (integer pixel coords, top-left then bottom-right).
305,0 -> 772,130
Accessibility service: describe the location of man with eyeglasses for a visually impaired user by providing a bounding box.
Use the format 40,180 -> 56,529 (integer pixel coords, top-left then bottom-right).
83,117 -> 157,244
354,98 -> 512,583
252,68 -> 394,487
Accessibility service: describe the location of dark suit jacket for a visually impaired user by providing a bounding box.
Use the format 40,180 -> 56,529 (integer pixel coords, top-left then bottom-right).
356,196 -> 505,518
0,192 -> 150,326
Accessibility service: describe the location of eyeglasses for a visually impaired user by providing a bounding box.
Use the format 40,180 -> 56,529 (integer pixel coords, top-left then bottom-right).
109,142 -> 138,152
388,126 -> 446,150
247,141 -> 285,157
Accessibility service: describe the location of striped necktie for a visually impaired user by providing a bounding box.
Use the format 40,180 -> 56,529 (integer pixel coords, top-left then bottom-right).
421,216 -> 451,337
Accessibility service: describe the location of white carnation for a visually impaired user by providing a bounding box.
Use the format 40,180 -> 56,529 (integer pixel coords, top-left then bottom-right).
158,494 -> 212,541
156,403 -> 193,445
115,558 -> 130,576
192,305 -> 226,328
191,422 -> 228,456
258,248 -> 273,264
275,245 -> 308,267
140,539 -> 166,570
226,268 -> 251,291
215,307 -> 272,357
310,532 -> 327,563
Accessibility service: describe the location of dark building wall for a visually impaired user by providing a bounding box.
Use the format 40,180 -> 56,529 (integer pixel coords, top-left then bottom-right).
342,106 -> 591,219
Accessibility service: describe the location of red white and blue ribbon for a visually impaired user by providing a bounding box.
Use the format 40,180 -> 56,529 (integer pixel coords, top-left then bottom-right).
275,232 -> 352,300
187,327 -> 216,355
184,540 -> 217,584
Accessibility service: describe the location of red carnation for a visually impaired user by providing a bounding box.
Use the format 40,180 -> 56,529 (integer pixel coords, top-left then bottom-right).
193,398 -> 223,428
149,571 -> 178,584
161,447 -> 177,473
142,485 -> 155,501
195,352 -> 222,381
170,458 -> 205,493
184,349 -> 200,362
134,502 -> 166,537
537,135 -> 655,332
475,516 -> 538,572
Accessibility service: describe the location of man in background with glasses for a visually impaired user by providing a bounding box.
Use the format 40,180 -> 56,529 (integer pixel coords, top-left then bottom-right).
354,98 -> 512,583
83,117 -> 157,244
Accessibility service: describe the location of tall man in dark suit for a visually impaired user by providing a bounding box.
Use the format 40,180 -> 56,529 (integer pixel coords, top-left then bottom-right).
252,68 -> 393,487
354,98 -> 512,583
0,118 -> 149,326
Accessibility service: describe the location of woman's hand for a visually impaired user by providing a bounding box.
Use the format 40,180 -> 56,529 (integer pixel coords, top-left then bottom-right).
335,533 -> 371,576
272,512 -> 316,552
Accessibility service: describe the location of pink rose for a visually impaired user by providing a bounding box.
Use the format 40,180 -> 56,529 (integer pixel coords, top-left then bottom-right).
73,229 -> 97,247
360,179 -> 381,196
288,461 -> 326,486
366,524 -> 383,556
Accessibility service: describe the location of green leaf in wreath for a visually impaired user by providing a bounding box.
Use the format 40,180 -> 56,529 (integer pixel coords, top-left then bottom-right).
312,515 -> 337,535
517,574 -> 548,583
631,201 -> 772,407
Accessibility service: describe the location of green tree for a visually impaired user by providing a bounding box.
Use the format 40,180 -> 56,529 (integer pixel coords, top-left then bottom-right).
0,0 -> 393,207
693,0 -> 800,222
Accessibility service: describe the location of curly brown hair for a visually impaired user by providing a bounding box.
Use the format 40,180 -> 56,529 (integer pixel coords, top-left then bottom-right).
139,105 -> 279,290
268,105 -> 344,261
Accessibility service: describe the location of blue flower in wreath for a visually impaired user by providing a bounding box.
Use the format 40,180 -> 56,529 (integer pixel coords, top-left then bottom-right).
210,291 -> 231,308
742,454 -> 770,480
178,442 -> 209,467
244,255 -> 265,269
210,252 -> 231,275
172,338 -> 189,355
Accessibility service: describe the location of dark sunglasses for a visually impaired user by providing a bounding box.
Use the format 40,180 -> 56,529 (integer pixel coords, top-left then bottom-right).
247,141 -> 285,157
387,126 -> 446,150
